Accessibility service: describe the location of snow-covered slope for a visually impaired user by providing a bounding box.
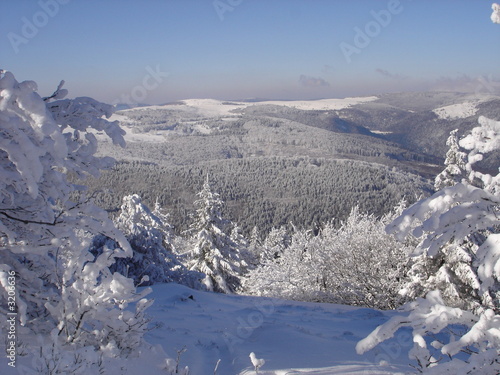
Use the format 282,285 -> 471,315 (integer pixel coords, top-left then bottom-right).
118,96 -> 379,121
430,94 -> 500,120
244,97 -> 379,111
1,283 -> 412,374
432,101 -> 479,120
143,283 -> 411,374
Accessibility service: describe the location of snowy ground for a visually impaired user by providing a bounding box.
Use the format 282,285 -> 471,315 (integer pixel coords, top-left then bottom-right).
102,96 -> 381,146
432,101 -> 480,120
143,284 -> 413,374
1,283 -> 415,374
117,96 -> 379,120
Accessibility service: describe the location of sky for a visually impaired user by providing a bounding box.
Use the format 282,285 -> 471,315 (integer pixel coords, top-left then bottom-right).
1,0 -> 499,105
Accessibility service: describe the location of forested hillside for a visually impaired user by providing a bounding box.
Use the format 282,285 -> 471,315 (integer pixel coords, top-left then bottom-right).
86,93 -> 500,235
339,92 -> 500,169
84,96 -> 463,234
88,157 -> 429,234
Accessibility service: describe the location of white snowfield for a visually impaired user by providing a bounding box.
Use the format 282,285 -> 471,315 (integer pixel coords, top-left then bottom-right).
118,96 -> 379,119
106,96 -> 380,145
254,97 -> 379,111
432,101 -> 480,120
140,283 -> 411,375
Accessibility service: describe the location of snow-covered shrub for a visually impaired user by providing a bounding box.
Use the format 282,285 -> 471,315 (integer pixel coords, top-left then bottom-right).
162,346 -> 190,375
320,206 -> 414,309
0,71 -> 151,372
243,206 -> 413,309
242,227 -> 319,301
357,116 -> 500,373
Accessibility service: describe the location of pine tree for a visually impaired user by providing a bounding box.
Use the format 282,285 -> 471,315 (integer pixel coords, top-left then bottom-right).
187,179 -> 247,293
93,194 -> 194,286
262,226 -> 291,260
434,129 -> 468,191
248,226 -> 264,266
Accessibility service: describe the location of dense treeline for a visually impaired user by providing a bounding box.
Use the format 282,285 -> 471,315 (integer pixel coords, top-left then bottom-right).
87,156 -> 432,235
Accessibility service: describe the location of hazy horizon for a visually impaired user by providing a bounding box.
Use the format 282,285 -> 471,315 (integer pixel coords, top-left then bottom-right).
2,0 -> 499,105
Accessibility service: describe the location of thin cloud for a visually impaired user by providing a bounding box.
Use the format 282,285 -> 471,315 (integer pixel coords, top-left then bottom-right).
375,68 -> 407,80
322,65 -> 334,74
432,74 -> 500,94
299,75 -> 330,88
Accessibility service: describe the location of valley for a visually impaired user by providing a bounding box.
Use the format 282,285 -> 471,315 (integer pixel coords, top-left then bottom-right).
88,92 -> 500,235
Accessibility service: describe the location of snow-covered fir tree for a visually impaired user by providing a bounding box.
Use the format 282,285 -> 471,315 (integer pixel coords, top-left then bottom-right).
358,115 -> 500,373
230,224 -> 256,269
261,225 -> 291,261
247,226 -> 264,266
0,71 -> 151,373
393,116 -> 500,314
153,198 -> 176,247
187,178 -> 247,293
91,194 -> 200,288
434,129 -> 468,191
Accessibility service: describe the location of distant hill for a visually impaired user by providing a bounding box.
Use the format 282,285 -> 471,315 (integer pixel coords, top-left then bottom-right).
88,92 -> 498,235
337,92 -> 500,170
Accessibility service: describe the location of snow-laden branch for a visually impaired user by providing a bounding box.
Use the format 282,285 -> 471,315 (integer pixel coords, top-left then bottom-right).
42,80 -> 68,102
387,183 -> 499,256
362,115 -> 500,373
492,3 -> 500,24
0,70 -> 151,371
356,290 -> 500,373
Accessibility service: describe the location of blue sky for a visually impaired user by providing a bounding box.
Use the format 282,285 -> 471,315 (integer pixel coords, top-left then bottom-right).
1,0 -> 499,104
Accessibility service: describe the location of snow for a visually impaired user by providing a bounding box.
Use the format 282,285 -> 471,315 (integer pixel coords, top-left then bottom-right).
108,96 -> 379,146
432,101 -> 479,120
119,96 -> 379,120
492,3 -> 500,24
178,97 -> 379,115
250,97 -> 379,111
1,283 -> 414,374
142,283 -> 410,374
108,112 -> 138,125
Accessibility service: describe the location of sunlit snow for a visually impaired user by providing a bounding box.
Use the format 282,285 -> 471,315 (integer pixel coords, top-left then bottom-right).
432,101 -> 479,120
